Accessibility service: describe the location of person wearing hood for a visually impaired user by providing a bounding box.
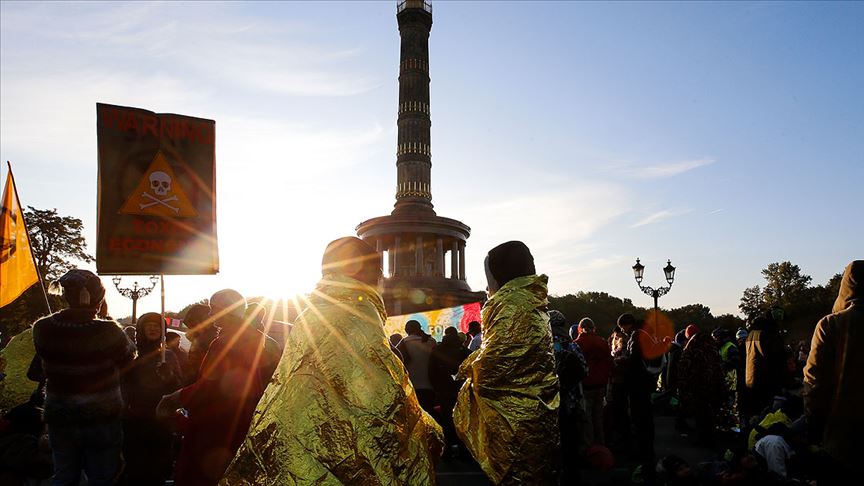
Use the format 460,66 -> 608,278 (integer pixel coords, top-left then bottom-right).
121,312 -> 183,485
221,237 -> 443,485
454,241 -> 560,485
803,260 -> 864,471
743,313 -> 787,422
428,326 -> 472,458
31,269 -> 136,486
157,288 -> 281,486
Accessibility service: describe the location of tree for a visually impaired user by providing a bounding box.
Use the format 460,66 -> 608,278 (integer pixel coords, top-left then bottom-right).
761,261 -> 812,310
24,206 -> 94,282
666,303 -> 713,329
739,285 -> 765,319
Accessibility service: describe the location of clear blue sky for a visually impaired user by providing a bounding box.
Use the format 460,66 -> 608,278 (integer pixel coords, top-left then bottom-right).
2,1 -> 861,320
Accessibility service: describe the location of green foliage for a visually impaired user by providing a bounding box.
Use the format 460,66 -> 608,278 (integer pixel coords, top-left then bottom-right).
0,285 -> 65,344
761,262 -> 812,310
549,291 -> 642,337
24,206 -> 94,282
739,285 -> 765,319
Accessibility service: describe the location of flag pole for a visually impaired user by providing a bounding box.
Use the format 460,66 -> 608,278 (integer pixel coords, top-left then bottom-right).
6,161 -> 52,314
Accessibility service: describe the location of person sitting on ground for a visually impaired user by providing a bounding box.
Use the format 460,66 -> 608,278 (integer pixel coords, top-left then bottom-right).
121,312 -> 183,486
32,269 -> 136,486
157,289 -> 281,486
454,241 -> 560,484
397,320 -> 437,414
575,317 -> 613,446
182,303 -> 215,384
221,237 -> 443,485
428,326 -> 472,458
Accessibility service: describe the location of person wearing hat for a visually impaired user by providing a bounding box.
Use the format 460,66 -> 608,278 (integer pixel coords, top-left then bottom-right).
32,269 -> 136,486
454,241 -> 560,484
222,237 -> 443,485
158,288 -> 281,486
575,317 -> 613,446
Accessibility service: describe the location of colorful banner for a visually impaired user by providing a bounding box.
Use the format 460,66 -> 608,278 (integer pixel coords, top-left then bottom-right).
96,103 -> 218,275
385,302 -> 482,342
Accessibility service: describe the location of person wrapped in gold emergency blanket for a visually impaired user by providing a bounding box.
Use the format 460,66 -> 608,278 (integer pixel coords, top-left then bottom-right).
222,237 -> 443,485
454,241 -> 560,485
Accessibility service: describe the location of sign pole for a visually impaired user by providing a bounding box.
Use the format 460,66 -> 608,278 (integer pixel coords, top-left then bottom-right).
160,273 -> 166,364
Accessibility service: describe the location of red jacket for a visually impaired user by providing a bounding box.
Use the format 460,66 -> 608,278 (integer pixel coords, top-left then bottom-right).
575,332 -> 612,389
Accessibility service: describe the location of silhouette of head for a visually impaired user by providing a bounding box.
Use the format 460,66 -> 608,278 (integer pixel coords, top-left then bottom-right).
405,320 -> 422,336
322,237 -> 382,287
484,241 -> 535,294
53,269 -> 105,309
210,289 -> 246,330
467,321 -> 481,336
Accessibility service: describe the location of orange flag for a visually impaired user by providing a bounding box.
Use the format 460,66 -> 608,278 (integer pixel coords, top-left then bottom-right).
1,167 -> 40,307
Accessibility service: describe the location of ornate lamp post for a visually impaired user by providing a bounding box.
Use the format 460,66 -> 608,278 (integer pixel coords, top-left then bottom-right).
632,258 -> 676,313
111,275 -> 159,322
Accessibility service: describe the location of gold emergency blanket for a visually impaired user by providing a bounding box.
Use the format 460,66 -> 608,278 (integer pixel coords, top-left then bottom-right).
222,274 -> 443,485
0,328 -> 38,413
454,274 -> 560,485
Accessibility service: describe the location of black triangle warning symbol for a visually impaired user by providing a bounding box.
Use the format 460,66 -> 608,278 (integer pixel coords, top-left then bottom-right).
119,151 -> 199,218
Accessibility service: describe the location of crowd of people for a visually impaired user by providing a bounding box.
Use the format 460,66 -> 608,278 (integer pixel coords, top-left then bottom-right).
0,242 -> 860,486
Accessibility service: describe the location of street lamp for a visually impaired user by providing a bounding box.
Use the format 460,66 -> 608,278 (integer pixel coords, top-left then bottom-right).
632,258 -> 676,313
111,275 -> 159,322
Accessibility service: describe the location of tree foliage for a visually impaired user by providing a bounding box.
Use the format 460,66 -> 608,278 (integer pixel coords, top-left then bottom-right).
739,285 -> 765,319
24,206 -> 93,282
761,262 -> 812,310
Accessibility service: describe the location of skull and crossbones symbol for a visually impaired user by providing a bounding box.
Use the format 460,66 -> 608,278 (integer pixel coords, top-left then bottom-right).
139,171 -> 179,214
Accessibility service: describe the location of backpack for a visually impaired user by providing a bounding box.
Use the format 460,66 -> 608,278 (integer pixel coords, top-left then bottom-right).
633,329 -> 667,375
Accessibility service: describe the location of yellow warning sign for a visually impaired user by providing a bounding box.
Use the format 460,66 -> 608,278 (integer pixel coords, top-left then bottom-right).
119,151 -> 198,218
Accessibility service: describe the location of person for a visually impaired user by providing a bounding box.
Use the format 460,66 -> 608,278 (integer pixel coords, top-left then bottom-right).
618,314 -> 665,481
607,319 -> 631,446
676,329 -> 726,445
121,312 -> 183,485
182,303 -> 216,384
713,327 -> 742,431
575,317 -> 612,445
467,320 -> 482,351
32,269 -> 136,486
157,289 -> 281,486
397,319 -> 437,414
388,333 -> 405,363
549,309 -> 588,478
744,313 -> 787,423
222,237 -> 443,485
665,329 -> 688,430
428,326 -> 471,457
803,260 -> 863,472
166,330 -> 188,372
454,241 -> 560,484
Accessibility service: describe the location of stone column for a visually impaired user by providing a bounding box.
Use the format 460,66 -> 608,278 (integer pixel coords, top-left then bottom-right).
451,241 -> 459,279
415,236 -> 423,276
459,241 -> 466,281
436,238 -> 443,276
394,236 -> 401,277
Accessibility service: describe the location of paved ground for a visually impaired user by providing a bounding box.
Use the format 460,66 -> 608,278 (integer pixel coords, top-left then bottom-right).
436,414 -> 739,485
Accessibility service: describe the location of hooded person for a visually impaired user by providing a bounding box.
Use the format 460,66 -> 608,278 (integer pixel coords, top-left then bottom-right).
453,241 -> 560,485
804,260 -> 864,471
222,237 -> 444,485
676,330 -> 725,446
157,289 -> 281,486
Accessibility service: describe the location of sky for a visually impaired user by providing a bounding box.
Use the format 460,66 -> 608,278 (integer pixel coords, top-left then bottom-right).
2,1 -> 862,321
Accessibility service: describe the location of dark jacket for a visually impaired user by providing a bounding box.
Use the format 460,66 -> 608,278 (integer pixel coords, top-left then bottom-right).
745,326 -> 786,394
428,334 -> 471,406
32,308 -> 136,424
803,260 -> 864,468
